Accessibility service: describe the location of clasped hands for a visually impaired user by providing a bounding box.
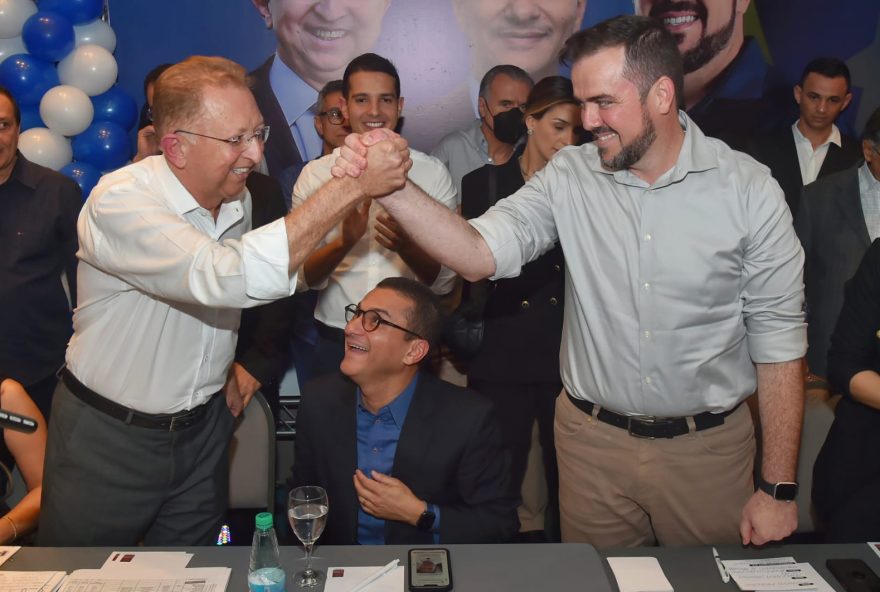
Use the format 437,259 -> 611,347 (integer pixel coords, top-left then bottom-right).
332,129 -> 412,199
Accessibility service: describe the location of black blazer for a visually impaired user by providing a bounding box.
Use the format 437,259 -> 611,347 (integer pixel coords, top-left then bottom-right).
749,125 -> 862,218
249,57 -> 306,199
235,173 -> 293,412
812,239 -> 880,525
794,166 -> 871,377
460,156 -> 564,384
291,372 -> 519,545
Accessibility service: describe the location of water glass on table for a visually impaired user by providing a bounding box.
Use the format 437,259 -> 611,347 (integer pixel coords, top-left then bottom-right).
288,485 -> 329,588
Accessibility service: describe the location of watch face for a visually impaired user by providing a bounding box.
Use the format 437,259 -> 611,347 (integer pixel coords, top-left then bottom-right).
774,482 -> 798,501
417,511 -> 435,531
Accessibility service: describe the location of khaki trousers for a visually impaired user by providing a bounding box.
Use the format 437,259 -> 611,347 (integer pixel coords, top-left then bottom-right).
555,392 -> 755,548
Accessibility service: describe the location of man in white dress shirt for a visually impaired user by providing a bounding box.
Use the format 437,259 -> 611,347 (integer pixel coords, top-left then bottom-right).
292,53 -> 457,378
38,56 -> 411,546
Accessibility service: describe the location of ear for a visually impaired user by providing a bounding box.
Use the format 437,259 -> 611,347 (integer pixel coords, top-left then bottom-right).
863,139 -> 875,164
842,92 -> 853,112
314,114 -> 324,138
251,0 -> 273,29
397,96 -> 405,119
793,85 -> 802,105
736,0 -> 751,15
651,76 -> 676,115
478,96 -> 489,121
525,114 -> 537,134
403,339 -> 430,366
572,0 -> 587,32
160,133 -> 187,170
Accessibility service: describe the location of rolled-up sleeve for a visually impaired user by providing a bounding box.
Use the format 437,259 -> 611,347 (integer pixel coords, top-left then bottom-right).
469,171 -> 559,280
741,173 -> 807,362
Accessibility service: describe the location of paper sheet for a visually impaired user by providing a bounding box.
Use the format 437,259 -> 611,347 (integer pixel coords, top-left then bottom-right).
0,571 -> 66,592
0,546 -> 21,568
606,557 -> 674,592
722,557 -> 824,591
322,565 -> 404,592
101,551 -> 194,570
59,567 -> 231,592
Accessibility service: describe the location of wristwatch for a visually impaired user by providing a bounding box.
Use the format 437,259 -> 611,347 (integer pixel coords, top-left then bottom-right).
416,506 -> 436,531
757,477 -> 799,501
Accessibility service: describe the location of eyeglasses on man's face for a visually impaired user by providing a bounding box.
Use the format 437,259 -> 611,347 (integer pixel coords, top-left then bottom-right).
344,304 -> 423,340
317,108 -> 345,126
174,126 -> 271,151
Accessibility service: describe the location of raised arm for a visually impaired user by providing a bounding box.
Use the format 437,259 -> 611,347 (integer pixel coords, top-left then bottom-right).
334,131 -> 497,282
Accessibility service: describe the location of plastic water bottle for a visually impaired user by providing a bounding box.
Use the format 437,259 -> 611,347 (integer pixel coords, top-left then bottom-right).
248,512 -> 286,592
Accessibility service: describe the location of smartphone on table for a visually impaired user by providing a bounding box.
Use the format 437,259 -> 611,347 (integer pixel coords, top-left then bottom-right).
408,548 -> 452,591
826,558 -> 880,592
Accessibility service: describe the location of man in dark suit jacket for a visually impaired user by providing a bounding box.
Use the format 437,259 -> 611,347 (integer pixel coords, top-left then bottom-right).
291,277 -> 518,545
794,106 -> 880,386
751,58 -> 862,217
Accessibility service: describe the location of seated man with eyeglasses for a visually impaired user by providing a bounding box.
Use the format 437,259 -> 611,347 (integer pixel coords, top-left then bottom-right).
38,56 -> 413,547
291,277 -> 519,545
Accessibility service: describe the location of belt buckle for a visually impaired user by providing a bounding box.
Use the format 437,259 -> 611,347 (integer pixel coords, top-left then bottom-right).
627,415 -> 674,439
168,410 -> 194,432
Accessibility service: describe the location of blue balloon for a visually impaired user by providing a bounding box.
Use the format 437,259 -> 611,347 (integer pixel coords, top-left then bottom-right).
19,103 -> 44,131
22,11 -> 75,63
91,86 -> 138,131
60,161 -> 102,199
72,121 -> 131,171
38,0 -> 104,26
0,53 -> 59,105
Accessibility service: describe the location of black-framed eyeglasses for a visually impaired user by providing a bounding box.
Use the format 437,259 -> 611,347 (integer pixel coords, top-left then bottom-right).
317,109 -> 344,125
174,126 -> 271,150
344,304 -> 423,340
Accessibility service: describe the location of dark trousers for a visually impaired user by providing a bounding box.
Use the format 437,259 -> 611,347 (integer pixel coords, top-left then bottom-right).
38,380 -> 236,546
467,380 -> 560,534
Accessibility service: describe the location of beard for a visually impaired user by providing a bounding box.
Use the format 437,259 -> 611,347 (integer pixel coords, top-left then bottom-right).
678,1 -> 738,74
597,108 -> 657,172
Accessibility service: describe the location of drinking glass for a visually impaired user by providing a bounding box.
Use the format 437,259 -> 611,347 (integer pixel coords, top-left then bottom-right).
288,486 -> 328,588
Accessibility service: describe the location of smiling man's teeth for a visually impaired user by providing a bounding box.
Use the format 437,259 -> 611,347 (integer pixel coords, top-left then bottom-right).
312,28 -> 346,40
663,15 -> 696,26
232,167 -> 250,174
349,343 -> 368,352
364,122 -> 384,128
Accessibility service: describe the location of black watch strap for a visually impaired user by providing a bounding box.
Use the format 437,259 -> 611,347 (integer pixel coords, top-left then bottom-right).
757,477 -> 799,501
416,507 -> 436,531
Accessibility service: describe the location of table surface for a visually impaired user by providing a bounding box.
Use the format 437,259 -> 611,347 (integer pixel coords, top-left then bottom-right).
3,542 -> 879,592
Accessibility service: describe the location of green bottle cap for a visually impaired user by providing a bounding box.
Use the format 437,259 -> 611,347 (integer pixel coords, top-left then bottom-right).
255,512 -> 274,530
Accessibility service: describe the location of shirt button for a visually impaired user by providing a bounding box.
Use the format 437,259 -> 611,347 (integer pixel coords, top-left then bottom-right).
644,376 -> 652,385
374,418 -> 381,425
643,282 -> 651,291
554,264 -> 561,272
643,330 -> 651,339
521,300 -> 530,309
202,355 -> 209,363
371,447 -> 379,454
550,297 -> 558,306
644,233 -> 652,241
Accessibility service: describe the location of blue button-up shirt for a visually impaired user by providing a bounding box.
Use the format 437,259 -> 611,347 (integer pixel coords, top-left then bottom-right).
268,54 -> 323,162
355,373 -> 439,544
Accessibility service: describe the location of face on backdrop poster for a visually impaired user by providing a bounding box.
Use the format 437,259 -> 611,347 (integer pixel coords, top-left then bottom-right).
111,0 -> 880,154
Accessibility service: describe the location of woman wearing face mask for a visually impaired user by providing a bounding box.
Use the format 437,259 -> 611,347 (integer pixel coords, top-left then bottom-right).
458,76 -> 582,542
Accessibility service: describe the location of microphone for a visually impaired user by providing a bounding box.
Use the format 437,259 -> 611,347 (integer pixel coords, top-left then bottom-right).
0,409 -> 37,433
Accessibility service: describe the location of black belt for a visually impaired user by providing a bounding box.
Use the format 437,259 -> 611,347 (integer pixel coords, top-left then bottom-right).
61,368 -> 213,431
566,392 -> 739,439
316,321 -> 345,343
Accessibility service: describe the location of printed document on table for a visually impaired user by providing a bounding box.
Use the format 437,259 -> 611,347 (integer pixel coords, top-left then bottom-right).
0,546 -> 21,567
323,565 -> 404,592
721,557 -> 818,591
59,567 -> 231,592
606,557 -> 674,592
101,551 -> 194,570
0,571 -> 66,592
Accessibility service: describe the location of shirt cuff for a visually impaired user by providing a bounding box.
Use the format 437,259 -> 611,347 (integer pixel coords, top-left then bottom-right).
747,324 -> 807,363
241,217 -> 297,299
429,503 -> 440,544
468,217 -> 521,280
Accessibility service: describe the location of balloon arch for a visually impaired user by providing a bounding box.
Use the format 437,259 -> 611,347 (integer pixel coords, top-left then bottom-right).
0,0 -> 131,198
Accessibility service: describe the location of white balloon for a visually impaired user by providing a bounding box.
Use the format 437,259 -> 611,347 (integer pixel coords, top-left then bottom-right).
0,0 -> 35,40
57,44 -> 117,97
40,84 -> 94,137
18,127 -> 72,170
0,34 -> 24,63
74,18 -> 116,53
